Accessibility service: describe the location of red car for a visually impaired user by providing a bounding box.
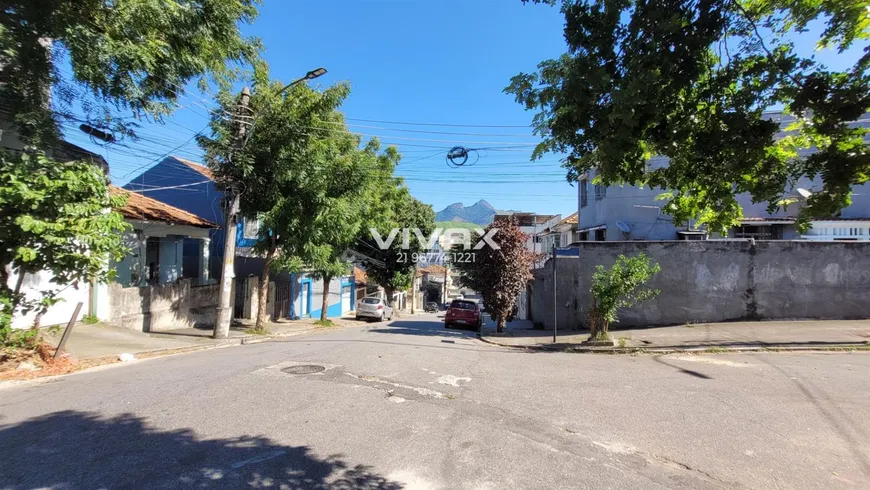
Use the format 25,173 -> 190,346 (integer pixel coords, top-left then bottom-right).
445,300 -> 483,330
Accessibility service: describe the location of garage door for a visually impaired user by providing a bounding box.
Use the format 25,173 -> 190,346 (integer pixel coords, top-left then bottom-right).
341,285 -> 352,312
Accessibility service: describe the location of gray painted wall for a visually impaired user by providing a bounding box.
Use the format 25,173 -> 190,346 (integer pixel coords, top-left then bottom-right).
532,241 -> 870,329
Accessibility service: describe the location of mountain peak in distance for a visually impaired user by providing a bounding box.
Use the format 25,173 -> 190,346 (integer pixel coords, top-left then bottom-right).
435,200 -> 496,225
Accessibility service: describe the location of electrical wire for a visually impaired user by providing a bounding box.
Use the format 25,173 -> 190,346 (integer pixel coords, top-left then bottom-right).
345,117 -> 532,129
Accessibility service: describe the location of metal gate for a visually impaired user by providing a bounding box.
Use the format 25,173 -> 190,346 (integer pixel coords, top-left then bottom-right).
233,277 -> 249,319
274,282 -> 291,320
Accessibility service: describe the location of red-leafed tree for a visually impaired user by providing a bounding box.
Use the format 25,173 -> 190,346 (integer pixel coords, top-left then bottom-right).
451,218 -> 535,333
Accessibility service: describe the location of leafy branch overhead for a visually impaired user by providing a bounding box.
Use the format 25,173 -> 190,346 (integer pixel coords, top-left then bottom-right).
0,0 -> 262,144
508,0 -> 870,233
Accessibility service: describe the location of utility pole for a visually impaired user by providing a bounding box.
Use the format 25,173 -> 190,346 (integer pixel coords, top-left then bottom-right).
552,242 -> 557,344
213,87 -> 251,339
443,264 -> 448,305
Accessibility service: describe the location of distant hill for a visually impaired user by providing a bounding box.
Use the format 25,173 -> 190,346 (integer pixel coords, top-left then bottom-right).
434,221 -> 481,231
434,200 -> 496,225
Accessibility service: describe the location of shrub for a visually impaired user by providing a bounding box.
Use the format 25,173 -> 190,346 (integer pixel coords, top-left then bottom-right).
588,253 -> 660,339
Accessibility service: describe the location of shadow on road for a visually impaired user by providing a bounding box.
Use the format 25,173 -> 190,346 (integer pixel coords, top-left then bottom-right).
652,356 -> 713,380
0,411 -> 403,489
369,319 -> 478,339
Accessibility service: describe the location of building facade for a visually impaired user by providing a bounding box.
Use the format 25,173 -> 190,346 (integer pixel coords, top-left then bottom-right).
576,112 -> 870,241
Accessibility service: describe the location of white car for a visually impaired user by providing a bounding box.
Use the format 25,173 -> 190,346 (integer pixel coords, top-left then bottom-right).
355,297 -> 393,322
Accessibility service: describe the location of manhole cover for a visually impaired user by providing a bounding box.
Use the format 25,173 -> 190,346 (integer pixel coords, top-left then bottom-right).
281,364 -> 326,375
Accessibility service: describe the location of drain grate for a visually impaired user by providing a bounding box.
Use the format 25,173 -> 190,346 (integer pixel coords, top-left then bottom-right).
281,364 -> 326,375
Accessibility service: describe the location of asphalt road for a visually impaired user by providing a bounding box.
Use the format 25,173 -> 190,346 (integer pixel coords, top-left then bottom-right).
1,313 -> 869,489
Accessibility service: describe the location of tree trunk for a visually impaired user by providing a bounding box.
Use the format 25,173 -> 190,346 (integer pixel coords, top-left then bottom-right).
496,313 -> 506,333
255,247 -> 274,330
320,273 -> 332,322
587,298 -> 608,339
13,269 -> 25,298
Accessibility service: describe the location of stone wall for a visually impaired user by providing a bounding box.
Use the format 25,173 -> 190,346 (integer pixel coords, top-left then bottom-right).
531,241 -> 870,329
108,279 -> 220,332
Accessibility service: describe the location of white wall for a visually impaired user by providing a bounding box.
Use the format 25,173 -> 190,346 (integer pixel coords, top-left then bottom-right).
7,268 -> 89,329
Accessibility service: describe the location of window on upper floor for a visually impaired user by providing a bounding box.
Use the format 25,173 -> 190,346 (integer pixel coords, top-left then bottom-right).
580,179 -> 588,208
577,231 -> 588,242
595,183 -> 606,200
243,217 -> 261,239
594,228 -> 607,241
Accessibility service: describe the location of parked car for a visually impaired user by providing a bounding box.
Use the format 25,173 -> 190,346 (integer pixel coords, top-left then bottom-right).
356,297 -> 393,322
424,301 -> 439,313
445,299 -> 482,330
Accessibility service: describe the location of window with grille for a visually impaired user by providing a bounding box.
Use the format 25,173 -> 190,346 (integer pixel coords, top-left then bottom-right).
580,179 -> 588,208
734,225 -> 782,240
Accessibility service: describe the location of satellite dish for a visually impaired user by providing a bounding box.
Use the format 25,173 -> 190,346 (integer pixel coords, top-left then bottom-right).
796,188 -> 812,198
615,221 -> 631,233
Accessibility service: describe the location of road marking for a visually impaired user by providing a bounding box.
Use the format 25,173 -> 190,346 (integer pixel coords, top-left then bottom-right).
668,356 -> 751,367
437,374 -> 471,386
345,373 -> 447,399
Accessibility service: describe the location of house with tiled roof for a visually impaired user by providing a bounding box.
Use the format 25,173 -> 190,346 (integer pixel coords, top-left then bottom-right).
123,156 -> 236,280
124,156 -> 357,322
108,186 -> 218,288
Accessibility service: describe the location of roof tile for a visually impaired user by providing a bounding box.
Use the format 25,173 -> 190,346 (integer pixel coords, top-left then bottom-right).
110,186 -> 219,228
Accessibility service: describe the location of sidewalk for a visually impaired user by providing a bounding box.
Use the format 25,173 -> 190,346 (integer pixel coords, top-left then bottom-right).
480,319 -> 870,352
42,314 -> 366,361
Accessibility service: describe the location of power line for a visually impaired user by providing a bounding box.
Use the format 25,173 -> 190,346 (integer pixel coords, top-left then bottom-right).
345,117 -> 533,129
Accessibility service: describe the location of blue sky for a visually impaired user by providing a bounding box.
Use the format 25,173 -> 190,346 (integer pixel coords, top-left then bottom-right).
62,1 -> 865,219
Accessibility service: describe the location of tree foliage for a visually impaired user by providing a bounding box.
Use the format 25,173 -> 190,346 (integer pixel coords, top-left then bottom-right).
358,193 -> 436,305
0,151 -> 128,343
507,0 -> 870,233
0,0 -> 260,340
451,218 -> 535,333
199,76 -> 405,324
0,0 -> 261,143
588,253 -> 660,339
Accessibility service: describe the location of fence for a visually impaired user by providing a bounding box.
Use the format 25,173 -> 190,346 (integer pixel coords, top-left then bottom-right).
531,240 -> 870,329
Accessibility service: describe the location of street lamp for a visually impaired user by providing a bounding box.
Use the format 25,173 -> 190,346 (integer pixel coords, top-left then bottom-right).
242,67 -> 327,147
277,67 -> 327,96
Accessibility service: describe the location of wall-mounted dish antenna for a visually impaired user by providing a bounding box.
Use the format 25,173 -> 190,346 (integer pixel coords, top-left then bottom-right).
615,220 -> 631,239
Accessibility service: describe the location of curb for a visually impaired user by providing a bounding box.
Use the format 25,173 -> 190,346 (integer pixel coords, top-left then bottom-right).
477,335 -> 870,354
1,324 -> 340,385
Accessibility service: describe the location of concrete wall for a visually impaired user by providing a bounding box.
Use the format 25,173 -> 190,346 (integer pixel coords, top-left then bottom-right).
107,279 -> 220,332
532,241 -> 870,329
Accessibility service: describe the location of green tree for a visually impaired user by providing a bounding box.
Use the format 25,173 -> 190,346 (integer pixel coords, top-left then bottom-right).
199,77 -> 400,327
0,0 -> 260,341
588,253 -> 660,340
359,193 -> 436,310
451,218 -> 535,333
305,141 -> 401,322
0,0 -> 261,143
507,0 -> 869,233
0,151 -> 128,345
